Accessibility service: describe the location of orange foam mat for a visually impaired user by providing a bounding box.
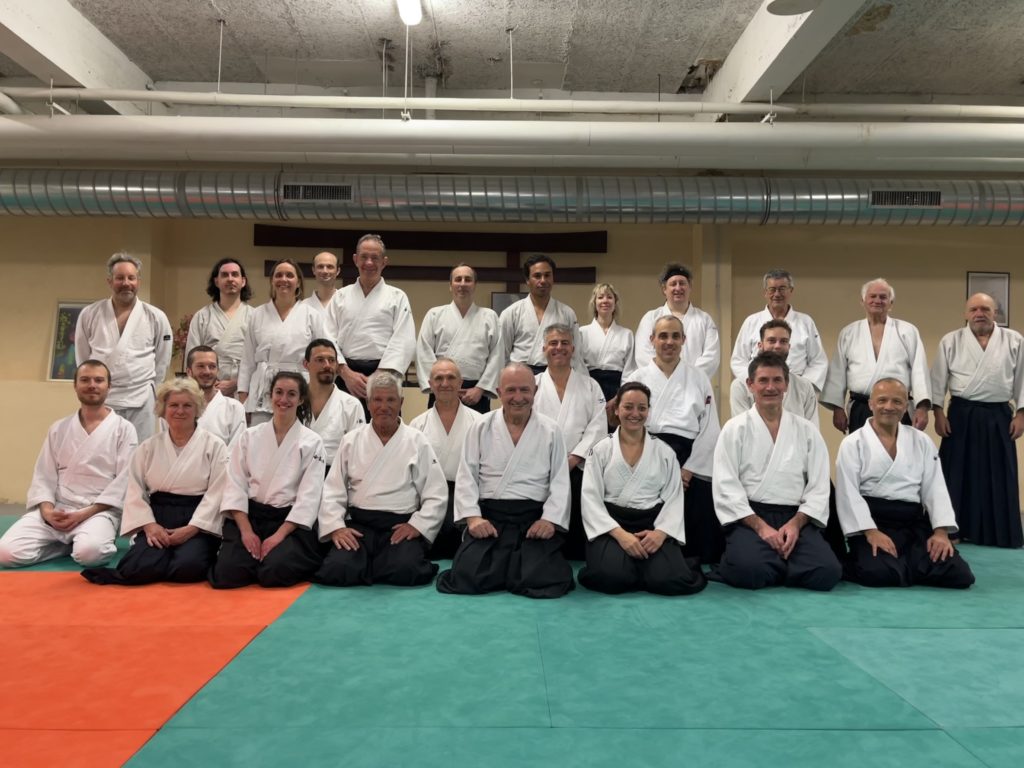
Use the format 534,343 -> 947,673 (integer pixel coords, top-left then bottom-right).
0,572 -> 308,626
0,729 -> 154,768
0,624 -> 265,730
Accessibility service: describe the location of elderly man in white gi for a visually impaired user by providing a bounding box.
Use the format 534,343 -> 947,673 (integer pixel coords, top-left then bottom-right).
416,263 -> 503,415
186,258 -> 253,398
75,252 -> 172,441
437,363 -> 574,598
187,346 -> 246,446
822,278 -> 931,434
0,360 -> 137,568
932,293 -> 1024,548
315,371 -> 447,587
837,378 -> 975,588
712,353 -> 841,591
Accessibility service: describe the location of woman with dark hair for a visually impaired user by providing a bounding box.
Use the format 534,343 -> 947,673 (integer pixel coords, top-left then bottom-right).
82,378 -> 227,585
238,258 -> 327,425
578,381 -> 706,595
186,258 -> 253,397
210,371 -> 326,588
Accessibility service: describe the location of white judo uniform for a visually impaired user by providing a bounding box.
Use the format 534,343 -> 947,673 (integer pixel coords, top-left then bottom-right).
634,303 -> 720,379
729,307 -> 828,390
197,390 -> 247,447
416,302 -> 503,397
409,404 -> 483,482
533,370 -> 607,461
120,427 -> 228,537
581,433 -> 686,543
237,302 -> 327,418
319,423 -> 448,542
729,373 -> 820,427
302,293 -> 334,317
327,279 -> 416,374
0,409 -> 137,567
186,302 -> 252,383
75,298 -> 172,440
309,387 -> 366,462
932,325 -> 1024,406
580,320 -> 636,378
499,296 -> 583,369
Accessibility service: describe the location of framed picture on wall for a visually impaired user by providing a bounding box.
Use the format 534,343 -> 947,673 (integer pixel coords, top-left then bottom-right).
491,292 -> 527,315
49,302 -> 88,381
966,272 -> 1009,327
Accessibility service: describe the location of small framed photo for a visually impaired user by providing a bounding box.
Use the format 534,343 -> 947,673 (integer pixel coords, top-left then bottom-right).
967,272 -> 1009,326
491,292 -> 527,315
49,302 -> 89,381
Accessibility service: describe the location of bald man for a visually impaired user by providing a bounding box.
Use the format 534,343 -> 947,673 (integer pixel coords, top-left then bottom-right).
931,293 -> 1024,548
303,251 -> 341,316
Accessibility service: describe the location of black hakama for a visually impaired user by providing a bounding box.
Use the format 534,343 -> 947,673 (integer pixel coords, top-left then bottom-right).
825,482 -> 849,561
578,502 -> 706,596
588,368 -> 623,402
714,502 -> 842,591
314,508 -> 438,587
651,432 -> 723,564
848,392 -> 911,433
337,358 -> 381,420
844,497 -> 975,589
428,481 -> 462,560
564,467 -> 587,561
209,500 -> 322,589
528,364 -> 547,375
940,397 -> 1023,548
427,379 -> 490,415
436,499 -> 575,599
81,492 -> 219,586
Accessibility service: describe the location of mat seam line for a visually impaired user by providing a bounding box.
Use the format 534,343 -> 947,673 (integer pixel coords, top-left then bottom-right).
944,730 -> 1001,768
535,622 -> 554,729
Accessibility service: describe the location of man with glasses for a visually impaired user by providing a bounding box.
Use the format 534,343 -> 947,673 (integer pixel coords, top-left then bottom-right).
729,269 -> 828,392
327,234 -> 416,416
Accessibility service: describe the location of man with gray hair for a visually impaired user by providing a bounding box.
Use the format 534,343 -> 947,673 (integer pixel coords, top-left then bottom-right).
729,269 -> 828,391
821,278 -> 931,434
315,370 -> 448,586
76,252 -> 172,441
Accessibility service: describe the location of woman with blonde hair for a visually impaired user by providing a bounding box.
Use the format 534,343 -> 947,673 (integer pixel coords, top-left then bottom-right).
580,282 -> 636,402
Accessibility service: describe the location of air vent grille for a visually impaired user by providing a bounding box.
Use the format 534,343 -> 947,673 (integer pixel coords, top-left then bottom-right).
870,190 -> 941,207
282,183 -> 353,202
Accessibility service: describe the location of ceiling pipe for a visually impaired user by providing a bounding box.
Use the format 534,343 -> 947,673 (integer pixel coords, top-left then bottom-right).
0,92 -> 24,115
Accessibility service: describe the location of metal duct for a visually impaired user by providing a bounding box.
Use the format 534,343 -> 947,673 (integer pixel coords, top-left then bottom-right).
2,170 -> 1024,226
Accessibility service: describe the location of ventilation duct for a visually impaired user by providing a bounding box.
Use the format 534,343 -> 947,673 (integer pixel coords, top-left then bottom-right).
1,170 -> 1023,226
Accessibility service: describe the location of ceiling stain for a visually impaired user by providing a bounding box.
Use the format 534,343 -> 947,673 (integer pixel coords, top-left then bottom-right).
846,4 -> 894,36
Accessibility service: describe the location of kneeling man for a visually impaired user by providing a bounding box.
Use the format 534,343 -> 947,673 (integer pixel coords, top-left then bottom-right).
712,353 -> 841,590
836,378 -> 975,588
0,360 -> 137,568
315,371 -> 447,586
437,363 -> 574,598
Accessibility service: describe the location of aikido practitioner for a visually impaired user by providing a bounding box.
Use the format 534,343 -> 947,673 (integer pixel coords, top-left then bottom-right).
932,293 -> 1024,548
822,278 -> 931,434
624,315 -> 722,563
303,251 -> 340,316
533,324 -> 607,559
210,371 -> 326,588
314,371 -> 447,587
237,258 -> 327,425
408,358 -> 483,559
579,282 -> 636,402
836,378 -> 975,589
416,263 -> 503,415
186,258 -> 253,398
712,353 -> 842,591
327,234 -> 416,416
302,339 -> 365,470
0,360 -> 137,568
729,319 -> 819,425
499,254 -> 583,373
436,363 -> 575,598
577,381 -> 706,596
729,269 -> 828,391
75,252 -> 172,441
81,378 -> 227,585
634,263 -> 719,379
186,346 -> 246,446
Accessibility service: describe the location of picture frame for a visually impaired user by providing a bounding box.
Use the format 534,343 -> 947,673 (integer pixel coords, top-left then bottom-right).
49,302 -> 88,381
966,271 -> 1009,327
491,292 -> 527,315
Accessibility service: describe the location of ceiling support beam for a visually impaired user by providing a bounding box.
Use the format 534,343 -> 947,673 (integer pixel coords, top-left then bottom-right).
0,0 -> 158,115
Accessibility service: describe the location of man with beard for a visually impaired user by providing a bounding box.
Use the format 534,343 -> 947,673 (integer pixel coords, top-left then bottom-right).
186,345 -> 246,446
302,339 -> 366,471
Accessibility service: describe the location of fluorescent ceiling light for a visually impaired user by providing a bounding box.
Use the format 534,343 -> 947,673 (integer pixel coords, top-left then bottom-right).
396,0 -> 423,26
766,0 -> 821,15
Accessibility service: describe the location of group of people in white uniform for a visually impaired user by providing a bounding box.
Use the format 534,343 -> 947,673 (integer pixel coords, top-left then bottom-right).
3,234 -> 1019,597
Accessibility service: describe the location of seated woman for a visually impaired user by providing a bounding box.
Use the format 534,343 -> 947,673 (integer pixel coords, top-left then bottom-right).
210,371 -> 326,588
81,378 -> 227,585
577,382 -> 706,596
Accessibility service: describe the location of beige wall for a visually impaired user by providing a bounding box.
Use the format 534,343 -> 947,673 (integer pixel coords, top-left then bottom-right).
1,216 -> 1020,503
